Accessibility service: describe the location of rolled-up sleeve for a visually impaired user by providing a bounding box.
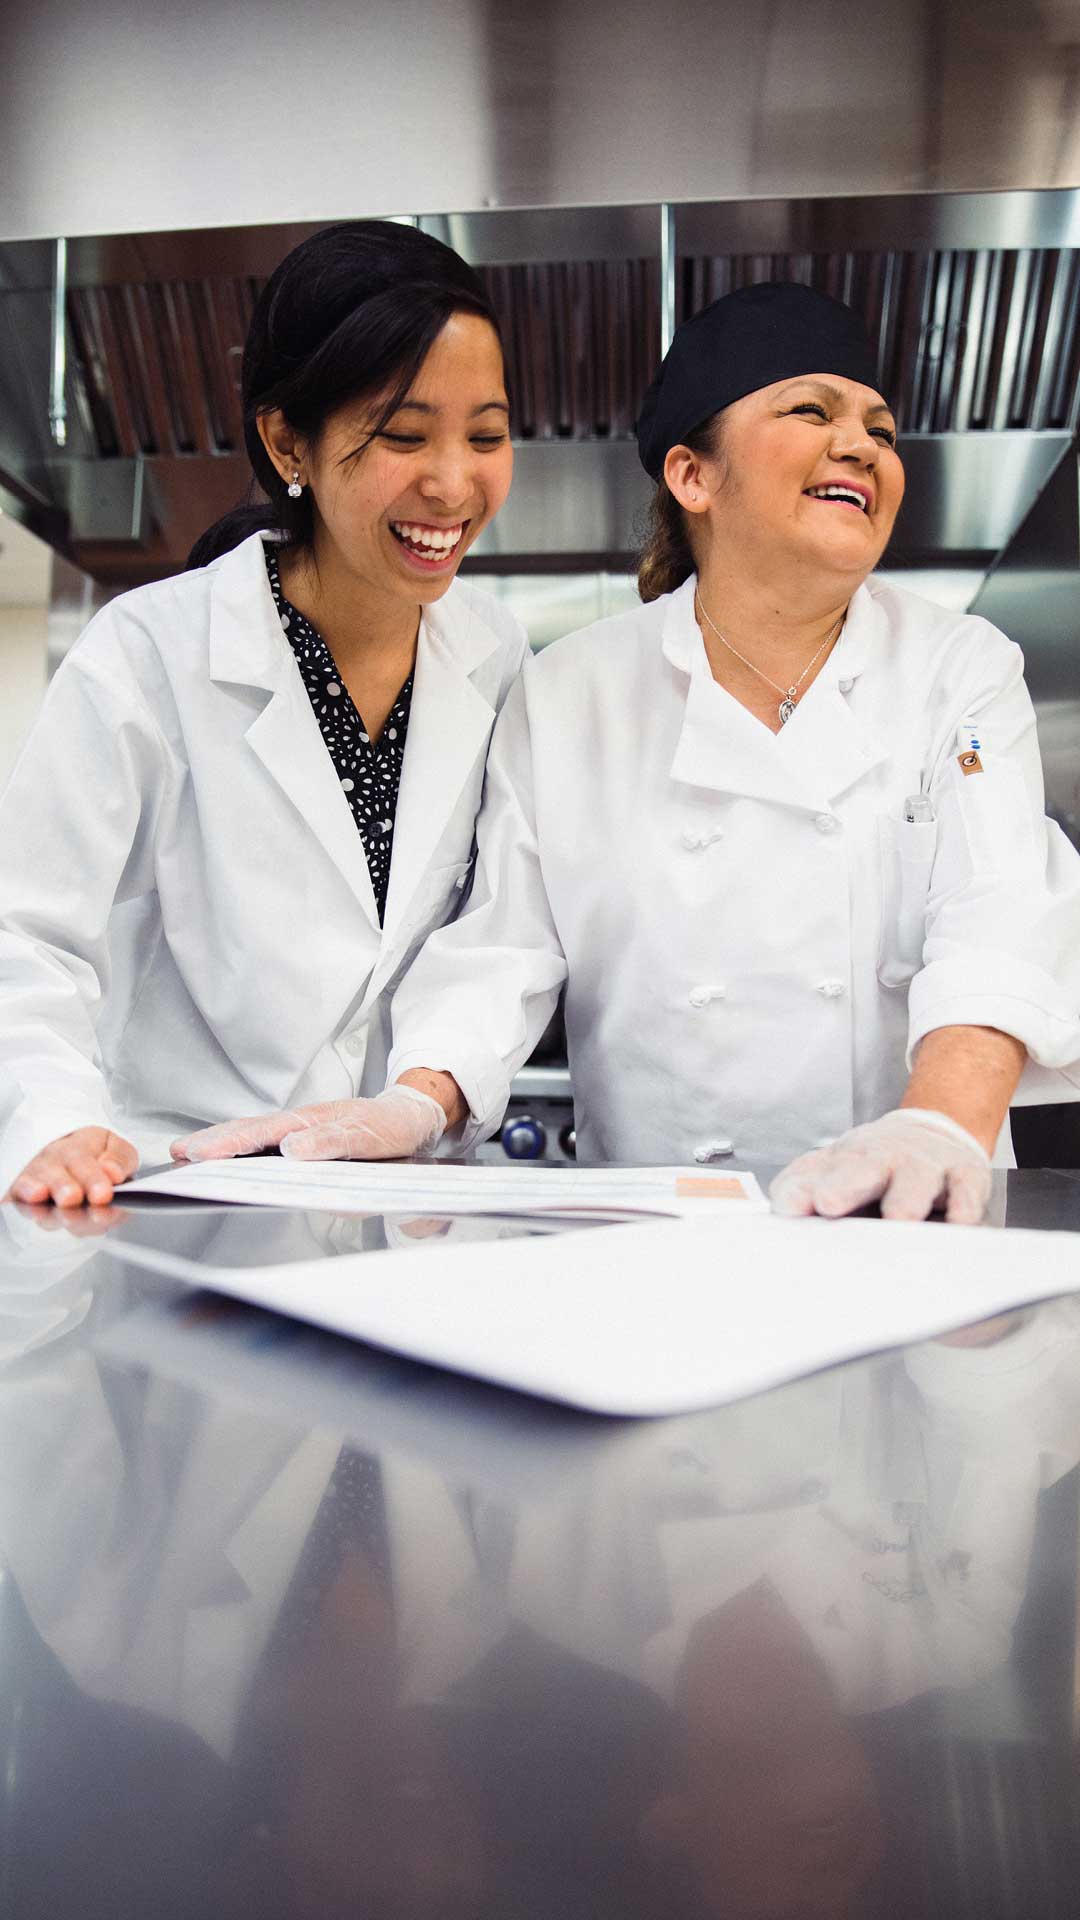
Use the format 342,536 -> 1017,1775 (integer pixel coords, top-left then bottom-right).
907,627 -> 1080,1101
387,669 -> 568,1148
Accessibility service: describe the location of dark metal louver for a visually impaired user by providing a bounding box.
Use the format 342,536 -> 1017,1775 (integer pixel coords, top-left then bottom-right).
680,249 -> 1080,434
65,247 -> 1080,462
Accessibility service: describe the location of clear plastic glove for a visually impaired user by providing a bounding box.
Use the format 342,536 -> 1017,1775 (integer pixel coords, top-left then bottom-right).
172,1085 -> 446,1165
769,1108 -> 992,1224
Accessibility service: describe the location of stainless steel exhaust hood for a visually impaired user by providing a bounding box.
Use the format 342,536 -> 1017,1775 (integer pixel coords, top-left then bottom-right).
0,190 -> 1077,590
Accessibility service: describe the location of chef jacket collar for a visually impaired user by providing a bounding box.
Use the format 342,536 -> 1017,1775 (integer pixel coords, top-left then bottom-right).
659,572 -> 880,686
663,575 -> 889,810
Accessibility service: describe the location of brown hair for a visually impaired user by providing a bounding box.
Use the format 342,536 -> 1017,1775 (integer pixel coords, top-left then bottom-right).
637,416 -> 723,603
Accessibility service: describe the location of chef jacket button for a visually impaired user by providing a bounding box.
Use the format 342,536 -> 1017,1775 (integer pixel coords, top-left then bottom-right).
838,677 -> 853,694
689,985 -> 725,1008
344,1031 -> 366,1057
815,812 -> 840,835
817,978 -> 845,998
693,1140 -> 734,1163
454,871 -> 468,889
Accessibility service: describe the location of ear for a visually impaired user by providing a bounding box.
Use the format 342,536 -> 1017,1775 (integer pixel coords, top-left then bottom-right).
663,444 -> 711,516
256,408 -> 306,490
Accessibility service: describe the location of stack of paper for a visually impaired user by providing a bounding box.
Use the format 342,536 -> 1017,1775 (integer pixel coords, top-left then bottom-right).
124,1158 -> 768,1221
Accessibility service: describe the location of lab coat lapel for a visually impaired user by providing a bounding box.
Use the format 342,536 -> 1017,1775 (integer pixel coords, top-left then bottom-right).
380,590 -> 502,939
208,534 -> 380,928
664,575 -> 889,811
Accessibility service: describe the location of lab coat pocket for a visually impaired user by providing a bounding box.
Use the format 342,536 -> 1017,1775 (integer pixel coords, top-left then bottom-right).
409,858 -> 474,940
877,814 -> 937,988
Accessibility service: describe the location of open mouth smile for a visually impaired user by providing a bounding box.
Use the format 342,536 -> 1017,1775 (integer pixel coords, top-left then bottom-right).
803,485 -> 871,514
390,519 -> 468,569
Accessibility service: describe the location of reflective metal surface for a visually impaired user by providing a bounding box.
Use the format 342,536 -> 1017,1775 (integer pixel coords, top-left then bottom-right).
466,432 -> 1072,569
4,187 -> 1078,584
969,447 -> 1080,842
3,3 -> 1080,243
2,1175 -> 1080,1916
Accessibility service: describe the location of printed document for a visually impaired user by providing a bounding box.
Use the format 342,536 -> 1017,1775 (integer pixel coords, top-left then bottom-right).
124,1159 -> 767,1220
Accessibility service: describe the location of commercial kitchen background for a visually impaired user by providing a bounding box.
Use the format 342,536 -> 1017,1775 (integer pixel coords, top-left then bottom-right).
0,0 -> 1077,1149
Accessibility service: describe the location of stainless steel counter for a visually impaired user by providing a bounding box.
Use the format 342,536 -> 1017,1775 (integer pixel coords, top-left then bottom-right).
2,1172 -> 1080,1917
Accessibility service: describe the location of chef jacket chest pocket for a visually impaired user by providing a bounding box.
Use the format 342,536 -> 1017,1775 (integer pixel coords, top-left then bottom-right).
877,814 -> 938,988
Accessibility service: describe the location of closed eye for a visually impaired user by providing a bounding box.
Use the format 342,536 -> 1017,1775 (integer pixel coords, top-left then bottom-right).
785,401 -> 896,445
378,431 -> 508,449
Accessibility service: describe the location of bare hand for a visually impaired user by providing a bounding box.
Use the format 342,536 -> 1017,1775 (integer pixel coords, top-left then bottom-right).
13,1200 -> 131,1238
5,1129 -> 139,1208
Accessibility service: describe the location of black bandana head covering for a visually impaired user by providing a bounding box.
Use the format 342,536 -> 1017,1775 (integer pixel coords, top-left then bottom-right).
635,282 -> 884,482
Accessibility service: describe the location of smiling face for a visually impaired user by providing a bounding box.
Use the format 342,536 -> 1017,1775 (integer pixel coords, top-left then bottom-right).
669,373 -> 904,594
261,310 -> 513,612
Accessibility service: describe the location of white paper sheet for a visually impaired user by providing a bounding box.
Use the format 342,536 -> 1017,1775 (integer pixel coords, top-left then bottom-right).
123,1158 -> 768,1220
111,1209 -> 1080,1417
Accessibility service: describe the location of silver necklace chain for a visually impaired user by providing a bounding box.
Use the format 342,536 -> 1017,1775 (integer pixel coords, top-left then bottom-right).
694,593 -> 844,726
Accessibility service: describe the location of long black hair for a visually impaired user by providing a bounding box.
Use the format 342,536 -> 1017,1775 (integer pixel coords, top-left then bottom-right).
187,221 -> 501,569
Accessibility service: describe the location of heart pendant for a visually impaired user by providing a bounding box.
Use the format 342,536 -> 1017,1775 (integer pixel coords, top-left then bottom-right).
778,697 -> 796,725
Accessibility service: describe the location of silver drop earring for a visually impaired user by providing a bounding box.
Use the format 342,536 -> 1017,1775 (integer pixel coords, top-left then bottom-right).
287,471 -> 303,499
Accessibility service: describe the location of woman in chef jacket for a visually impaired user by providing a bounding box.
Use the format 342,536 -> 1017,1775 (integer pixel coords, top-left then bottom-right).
177,283 -> 1080,1222
1,220 -> 521,1207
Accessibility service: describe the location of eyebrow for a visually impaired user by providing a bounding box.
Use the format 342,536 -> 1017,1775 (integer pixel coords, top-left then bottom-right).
778,379 -> 895,419
391,399 -> 510,417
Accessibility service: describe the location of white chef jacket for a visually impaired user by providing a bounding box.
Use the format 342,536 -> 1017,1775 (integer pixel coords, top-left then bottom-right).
0,531 -> 525,1190
389,573 -> 1080,1166
501,1303 -> 1080,1717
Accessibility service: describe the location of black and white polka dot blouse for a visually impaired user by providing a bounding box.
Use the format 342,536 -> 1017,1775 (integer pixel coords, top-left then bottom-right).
265,545 -> 413,924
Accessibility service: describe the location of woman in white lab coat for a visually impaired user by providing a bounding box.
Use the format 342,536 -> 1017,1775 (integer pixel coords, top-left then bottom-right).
1,221 -> 522,1206
178,283 -> 1080,1221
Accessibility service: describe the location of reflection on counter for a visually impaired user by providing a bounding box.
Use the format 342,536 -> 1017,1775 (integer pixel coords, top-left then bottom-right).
1,1214 -> 1080,1915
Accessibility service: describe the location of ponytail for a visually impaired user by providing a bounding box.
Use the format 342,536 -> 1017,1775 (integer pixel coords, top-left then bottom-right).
186,502 -> 281,570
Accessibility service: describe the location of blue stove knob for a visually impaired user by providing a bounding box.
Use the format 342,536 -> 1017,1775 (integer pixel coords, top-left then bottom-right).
501,1114 -> 547,1159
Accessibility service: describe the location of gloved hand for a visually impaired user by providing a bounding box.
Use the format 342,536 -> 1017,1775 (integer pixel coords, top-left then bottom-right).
171,1084 -> 446,1165
769,1108 -> 992,1224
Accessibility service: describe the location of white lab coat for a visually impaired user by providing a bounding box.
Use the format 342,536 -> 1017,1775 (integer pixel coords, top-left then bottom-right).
389,573 -> 1080,1166
0,532 -> 525,1189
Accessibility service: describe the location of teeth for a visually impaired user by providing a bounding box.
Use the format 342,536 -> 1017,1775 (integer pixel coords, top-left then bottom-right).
391,521 -> 463,553
806,486 -> 867,511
